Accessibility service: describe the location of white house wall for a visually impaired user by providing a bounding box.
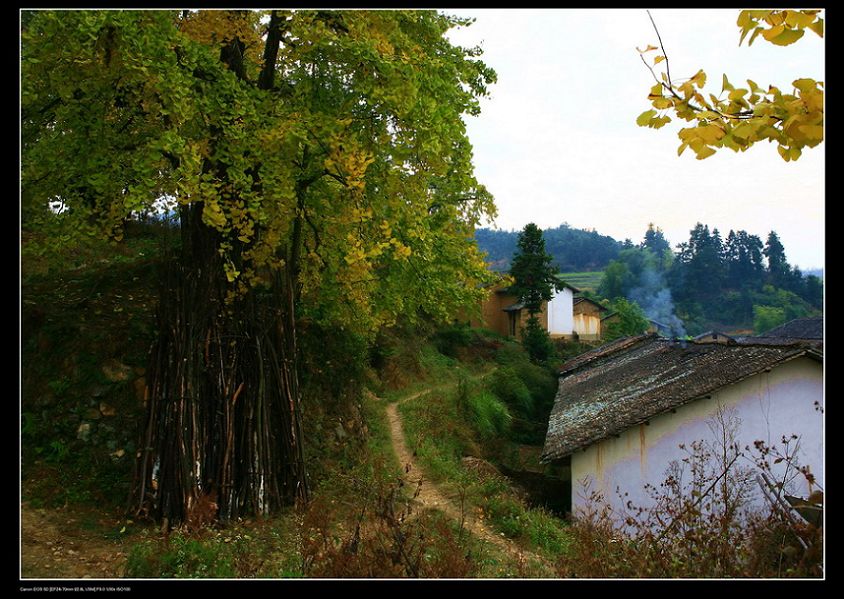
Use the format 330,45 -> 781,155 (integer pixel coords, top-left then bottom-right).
571,356 -> 823,518
573,314 -> 601,338
547,288 -> 574,336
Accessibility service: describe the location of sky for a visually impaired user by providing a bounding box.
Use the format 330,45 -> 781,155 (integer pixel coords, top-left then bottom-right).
446,8 -> 825,271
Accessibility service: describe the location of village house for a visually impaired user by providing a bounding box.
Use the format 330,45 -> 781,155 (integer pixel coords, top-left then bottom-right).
478,282 -> 580,339
541,321 -> 823,519
572,297 -> 609,341
478,282 -> 614,341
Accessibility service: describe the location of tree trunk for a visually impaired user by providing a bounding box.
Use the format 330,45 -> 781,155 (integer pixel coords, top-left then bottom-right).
129,203 -> 309,525
129,21 -> 310,526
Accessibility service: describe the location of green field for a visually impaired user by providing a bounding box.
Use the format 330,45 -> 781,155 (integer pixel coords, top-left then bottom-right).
558,271 -> 604,292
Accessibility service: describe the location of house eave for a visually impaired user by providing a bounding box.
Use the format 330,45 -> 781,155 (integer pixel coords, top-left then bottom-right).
542,346 -> 822,464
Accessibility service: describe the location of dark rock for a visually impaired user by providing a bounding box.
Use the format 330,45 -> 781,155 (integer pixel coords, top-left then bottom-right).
77,422 -> 92,442
102,359 -> 133,382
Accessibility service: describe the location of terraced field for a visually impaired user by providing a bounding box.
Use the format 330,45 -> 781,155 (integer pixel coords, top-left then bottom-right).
558,271 -> 603,292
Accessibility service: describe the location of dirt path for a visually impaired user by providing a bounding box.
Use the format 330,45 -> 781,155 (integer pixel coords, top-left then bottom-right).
384,387 -> 549,568
20,502 -> 129,579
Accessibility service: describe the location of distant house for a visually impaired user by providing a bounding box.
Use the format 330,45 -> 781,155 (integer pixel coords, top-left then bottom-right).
541,333 -> 823,518
478,282 -> 580,340
572,297 -> 609,341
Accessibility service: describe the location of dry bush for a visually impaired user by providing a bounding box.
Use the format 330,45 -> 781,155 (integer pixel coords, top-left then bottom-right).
558,409 -> 823,578
301,477 -> 478,578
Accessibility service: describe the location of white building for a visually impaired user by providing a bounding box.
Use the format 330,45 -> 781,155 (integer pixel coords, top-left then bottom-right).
546,284 -> 575,337
541,330 -> 823,519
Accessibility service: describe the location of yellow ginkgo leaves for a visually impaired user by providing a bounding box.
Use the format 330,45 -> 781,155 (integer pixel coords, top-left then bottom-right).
738,9 -> 823,47
638,9 -> 823,161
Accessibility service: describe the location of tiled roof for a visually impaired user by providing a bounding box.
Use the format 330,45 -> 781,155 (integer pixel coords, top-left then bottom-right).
735,316 -> 823,348
757,316 -> 823,340
573,297 -> 610,312
557,333 -> 656,377
542,337 -> 822,462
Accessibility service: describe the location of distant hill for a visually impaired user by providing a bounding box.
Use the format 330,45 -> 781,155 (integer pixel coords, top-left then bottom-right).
476,223 -> 622,273
804,268 -> 823,280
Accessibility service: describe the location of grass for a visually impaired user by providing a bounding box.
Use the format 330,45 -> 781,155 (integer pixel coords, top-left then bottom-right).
379,344 -> 471,403
397,369 -> 573,566
125,514 -> 304,578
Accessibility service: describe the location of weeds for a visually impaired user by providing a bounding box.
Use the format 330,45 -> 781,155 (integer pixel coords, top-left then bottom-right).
301,476 -> 478,578
125,514 -> 303,578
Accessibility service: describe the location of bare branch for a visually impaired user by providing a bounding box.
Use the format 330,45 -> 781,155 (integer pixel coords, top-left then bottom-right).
647,10 -> 673,88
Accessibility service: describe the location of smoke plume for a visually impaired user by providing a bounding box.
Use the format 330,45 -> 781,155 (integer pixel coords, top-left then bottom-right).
629,268 -> 687,338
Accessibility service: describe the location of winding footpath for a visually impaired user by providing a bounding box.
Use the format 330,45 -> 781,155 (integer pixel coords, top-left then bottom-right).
383,385 -> 551,570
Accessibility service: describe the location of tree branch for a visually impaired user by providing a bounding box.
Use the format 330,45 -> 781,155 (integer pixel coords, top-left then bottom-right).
647,10 -> 673,88
642,10 -> 783,125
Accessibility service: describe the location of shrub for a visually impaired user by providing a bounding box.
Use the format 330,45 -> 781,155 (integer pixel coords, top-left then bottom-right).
521,316 -> 555,364
301,478 -> 479,578
466,390 -> 511,440
434,323 -> 474,358
753,304 -> 786,334
489,367 -> 532,416
126,534 -> 236,578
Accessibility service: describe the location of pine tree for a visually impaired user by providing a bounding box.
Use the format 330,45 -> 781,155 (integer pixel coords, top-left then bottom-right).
641,223 -> 670,256
764,231 -> 789,288
509,223 -> 561,363
509,223 -> 562,316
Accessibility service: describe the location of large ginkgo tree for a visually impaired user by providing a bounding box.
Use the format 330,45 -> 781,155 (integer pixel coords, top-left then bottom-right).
22,9 -> 497,524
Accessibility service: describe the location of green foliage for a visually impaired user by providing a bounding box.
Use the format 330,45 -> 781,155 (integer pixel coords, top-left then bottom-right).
664,223 -> 820,330
298,321 -> 369,409
125,518 -> 304,578
399,389 -> 475,482
396,359 -> 572,567
127,534 -> 237,578
22,8 -> 498,335
597,244 -> 667,304
483,496 -> 571,555
488,343 -> 557,442
434,322 -> 475,358
763,230 -> 789,287
598,259 -> 630,300
489,368 -> 533,416
521,316 -> 555,364
642,223 -> 671,255
465,390 -> 511,440
753,305 -> 786,334
603,298 -> 650,341
638,10 -> 823,161
508,223 -> 562,315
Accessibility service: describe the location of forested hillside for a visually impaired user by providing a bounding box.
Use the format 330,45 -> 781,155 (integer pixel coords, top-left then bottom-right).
597,224 -> 823,335
476,224 -> 622,272
480,221 -> 822,336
